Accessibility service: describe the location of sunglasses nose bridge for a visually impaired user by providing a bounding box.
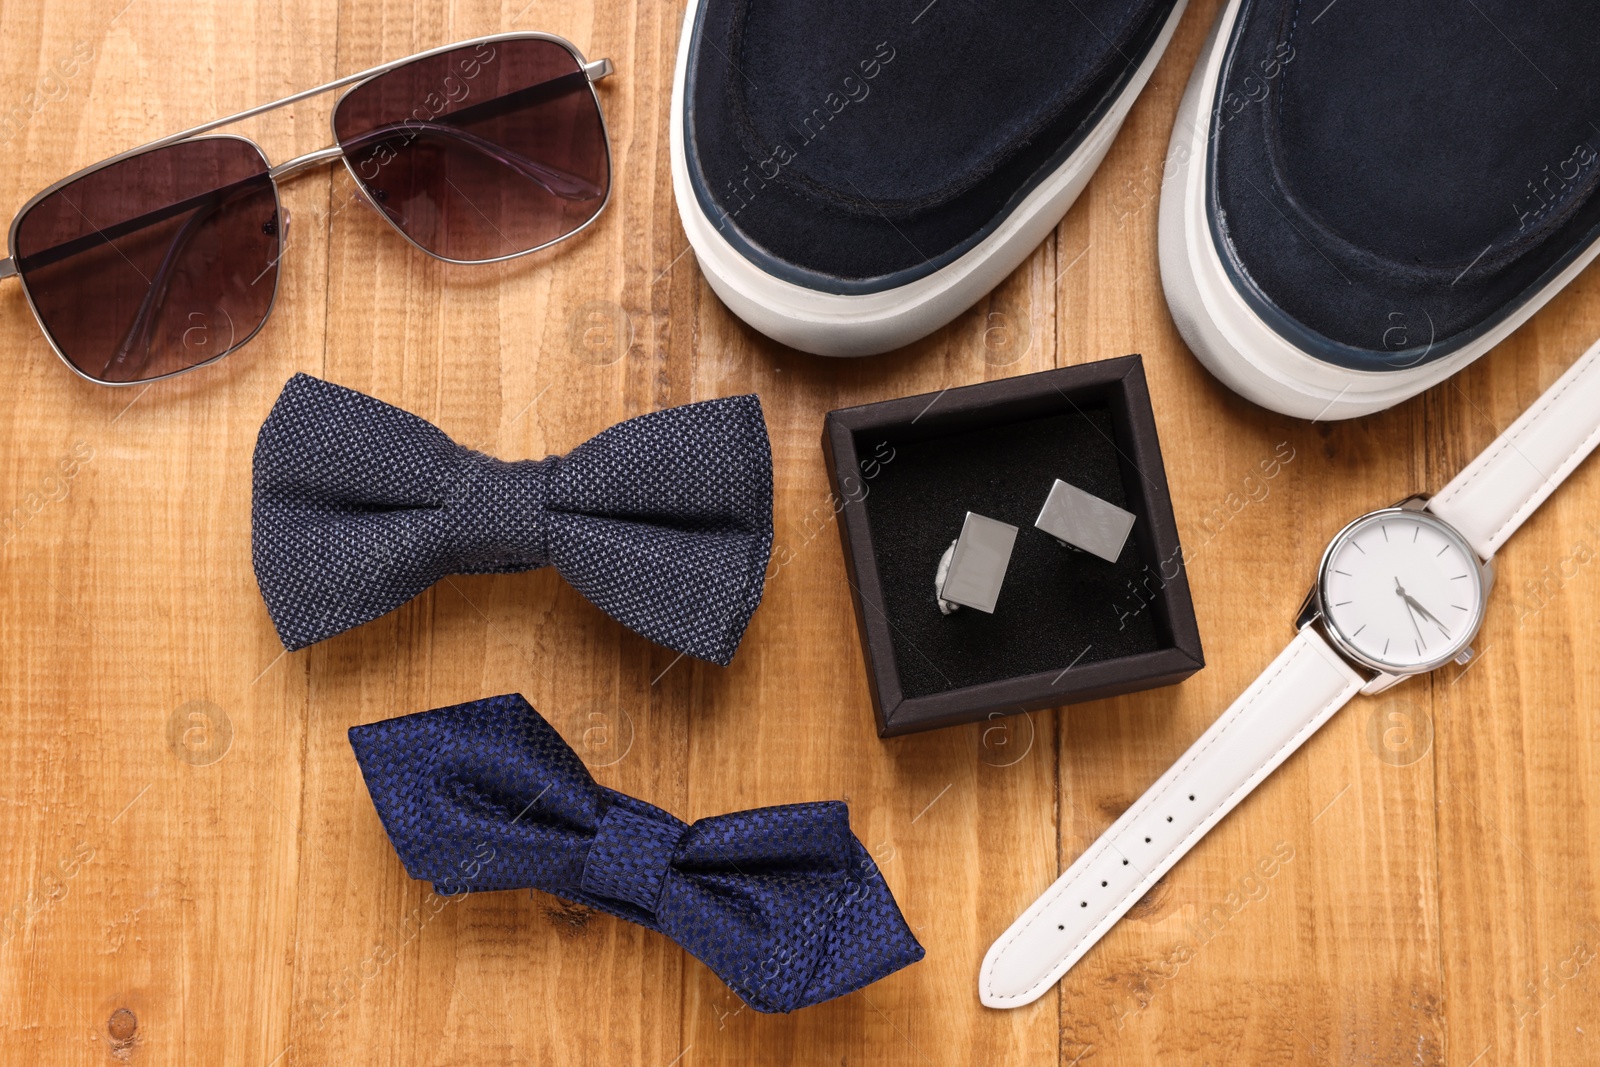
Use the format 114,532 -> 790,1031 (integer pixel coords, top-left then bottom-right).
267,144 -> 345,183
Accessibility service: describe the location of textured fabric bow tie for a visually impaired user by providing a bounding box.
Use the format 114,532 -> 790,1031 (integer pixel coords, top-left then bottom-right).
252,374 -> 773,664
349,694 -> 925,1013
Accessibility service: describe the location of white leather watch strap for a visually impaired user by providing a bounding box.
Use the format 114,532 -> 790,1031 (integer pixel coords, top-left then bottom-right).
1429,336 -> 1600,561
979,627 -> 1363,1008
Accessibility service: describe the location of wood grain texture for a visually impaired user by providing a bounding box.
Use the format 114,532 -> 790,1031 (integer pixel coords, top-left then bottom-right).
0,1 -> 1596,1064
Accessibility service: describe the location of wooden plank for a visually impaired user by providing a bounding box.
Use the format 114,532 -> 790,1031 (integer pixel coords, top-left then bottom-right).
0,1 -> 341,1065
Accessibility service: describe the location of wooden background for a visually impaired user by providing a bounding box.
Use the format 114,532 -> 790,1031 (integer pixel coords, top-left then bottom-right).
2,1 -> 1597,1064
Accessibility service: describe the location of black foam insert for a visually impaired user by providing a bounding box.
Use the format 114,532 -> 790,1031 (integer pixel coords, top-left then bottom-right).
862,406 -> 1164,700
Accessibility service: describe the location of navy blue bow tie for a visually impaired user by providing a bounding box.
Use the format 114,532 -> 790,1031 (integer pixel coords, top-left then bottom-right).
252,375 -> 773,664
349,694 -> 925,1012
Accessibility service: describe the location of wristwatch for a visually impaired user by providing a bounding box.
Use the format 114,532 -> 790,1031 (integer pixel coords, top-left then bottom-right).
979,337 -> 1600,1008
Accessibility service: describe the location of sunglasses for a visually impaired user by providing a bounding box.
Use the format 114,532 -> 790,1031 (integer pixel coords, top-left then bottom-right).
0,32 -> 613,386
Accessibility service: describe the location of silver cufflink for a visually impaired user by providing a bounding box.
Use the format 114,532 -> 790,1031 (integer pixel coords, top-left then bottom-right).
936,512 -> 1018,615
936,483 -> 1131,616
1033,479 -> 1136,563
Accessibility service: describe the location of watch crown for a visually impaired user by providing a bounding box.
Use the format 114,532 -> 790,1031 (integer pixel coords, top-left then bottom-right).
1454,645 -> 1475,666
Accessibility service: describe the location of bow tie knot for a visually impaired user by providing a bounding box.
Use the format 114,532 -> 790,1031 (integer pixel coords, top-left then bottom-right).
446,451 -> 552,572
580,802 -> 687,915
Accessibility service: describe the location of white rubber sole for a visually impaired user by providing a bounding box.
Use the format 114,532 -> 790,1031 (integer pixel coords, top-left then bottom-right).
1158,0 -> 1600,420
669,0 -> 1190,357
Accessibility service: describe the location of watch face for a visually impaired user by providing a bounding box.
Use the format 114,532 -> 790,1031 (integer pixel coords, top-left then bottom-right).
1318,509 -> 1487,674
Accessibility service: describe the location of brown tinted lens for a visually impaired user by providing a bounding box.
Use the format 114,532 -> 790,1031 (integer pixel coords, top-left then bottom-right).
13,137 -> 280,384
333,38 -> 609,262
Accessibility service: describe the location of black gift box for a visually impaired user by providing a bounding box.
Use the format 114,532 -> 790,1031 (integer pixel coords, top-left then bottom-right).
822,356 -> 1203,737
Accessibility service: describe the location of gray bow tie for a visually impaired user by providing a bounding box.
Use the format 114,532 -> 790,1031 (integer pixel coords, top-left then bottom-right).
251,374 -> 773,664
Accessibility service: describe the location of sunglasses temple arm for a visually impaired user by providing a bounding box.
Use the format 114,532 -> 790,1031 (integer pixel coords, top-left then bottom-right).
423,69 -> 591,129
14,177 -> 265,275
348,69 -> 604,198
343,121 -> 604,200
103,208 -> 209,378
106,183 -> 267,379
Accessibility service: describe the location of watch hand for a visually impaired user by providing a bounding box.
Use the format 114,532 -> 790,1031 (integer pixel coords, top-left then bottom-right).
1395,577 -> 1427,648
1405,594 -> 1452,637
1403,600 -> 1427,647
1394,577 -> 1452,638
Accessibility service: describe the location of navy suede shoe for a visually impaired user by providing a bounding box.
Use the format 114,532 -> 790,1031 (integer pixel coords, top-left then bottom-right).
671,0 -> 1188,356
1161,0 -> 1600,419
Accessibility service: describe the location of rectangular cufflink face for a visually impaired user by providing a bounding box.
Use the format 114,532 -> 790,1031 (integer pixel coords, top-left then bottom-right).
940,512 -> 1018,614
1034,478 -> 1136,563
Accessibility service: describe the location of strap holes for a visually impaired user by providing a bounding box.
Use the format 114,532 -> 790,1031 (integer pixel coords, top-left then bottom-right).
1100,880 -> 1107,887
1143,836 -> 1151,843
1189,794 -> 1195,801
1166,816 -> 1173,822
1122,859 -> 1129,865
1080,901 -> 1087,907
1058,924 -> 1064,930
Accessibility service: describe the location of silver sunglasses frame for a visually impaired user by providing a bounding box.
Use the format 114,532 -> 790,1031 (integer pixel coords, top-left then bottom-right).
0,30 -> 615,387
